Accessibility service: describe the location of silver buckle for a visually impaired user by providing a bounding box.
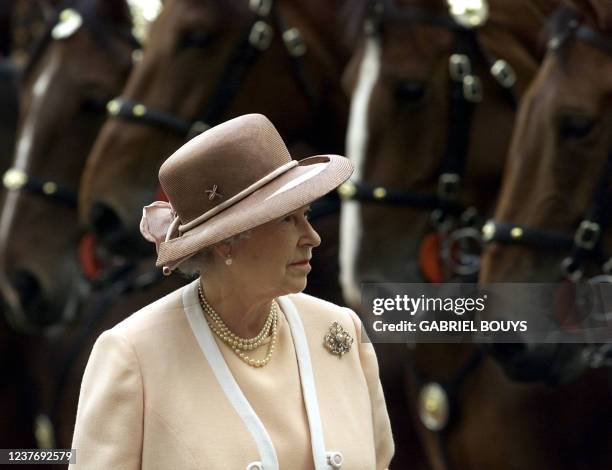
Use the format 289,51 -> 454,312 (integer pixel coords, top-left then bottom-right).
282,28 -> 306,57
561,257 -> 583,282
443,226 -> 482,277
449,54 -> 471,81
462,75 -> 483,103
249,0 -> 272,17
490,59 -> 516,89
438,173 -> 461,199
574,220 -> 600,250
249,21 -> 274,50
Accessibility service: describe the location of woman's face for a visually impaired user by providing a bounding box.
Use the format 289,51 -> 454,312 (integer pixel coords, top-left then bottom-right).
228,205 -> 321,297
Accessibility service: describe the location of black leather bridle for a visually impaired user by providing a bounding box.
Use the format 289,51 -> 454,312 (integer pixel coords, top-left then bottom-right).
337,0 -> 518,210
104,0 -> 319,140
482,12 -> 612,284
479,6 -> 612,396
2,6 -> 141,210
336,0 -> 519,279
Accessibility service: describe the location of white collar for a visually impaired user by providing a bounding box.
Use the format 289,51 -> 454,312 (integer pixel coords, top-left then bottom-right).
182,280 -> 329,470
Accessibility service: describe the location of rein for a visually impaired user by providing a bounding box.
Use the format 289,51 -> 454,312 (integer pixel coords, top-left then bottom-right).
104,0 -> 319,140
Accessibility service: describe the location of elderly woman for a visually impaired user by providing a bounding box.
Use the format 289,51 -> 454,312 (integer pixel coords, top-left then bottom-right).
71,114 -> 394,469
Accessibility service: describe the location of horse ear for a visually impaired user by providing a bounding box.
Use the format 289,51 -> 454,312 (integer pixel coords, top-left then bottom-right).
95,0 -> 132,27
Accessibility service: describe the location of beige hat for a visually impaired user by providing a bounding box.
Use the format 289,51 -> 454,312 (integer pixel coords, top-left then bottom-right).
139,114 -> 353,275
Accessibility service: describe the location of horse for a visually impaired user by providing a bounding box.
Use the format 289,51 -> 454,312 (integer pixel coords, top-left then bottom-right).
77,0 -> 357,305
337,0 -> 573,469
0,0 -> 139,333
77,1 -> 427,467
0,0 -> 143,452
338,0 -> 554,305
474,1 -> 612,468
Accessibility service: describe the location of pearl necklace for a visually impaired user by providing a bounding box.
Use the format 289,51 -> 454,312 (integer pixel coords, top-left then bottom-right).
197,283 -> 278,368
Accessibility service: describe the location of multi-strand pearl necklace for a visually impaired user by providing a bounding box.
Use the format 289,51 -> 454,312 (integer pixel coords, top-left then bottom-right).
197,283 -> 278,368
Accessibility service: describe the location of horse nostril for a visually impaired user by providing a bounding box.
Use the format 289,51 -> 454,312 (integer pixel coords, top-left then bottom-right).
89,202 -> 123,240
10,270 -> 54,326
488,341 -> 527,364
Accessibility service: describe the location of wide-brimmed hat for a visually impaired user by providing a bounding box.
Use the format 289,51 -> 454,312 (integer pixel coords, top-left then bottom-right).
139,114 -> 353,275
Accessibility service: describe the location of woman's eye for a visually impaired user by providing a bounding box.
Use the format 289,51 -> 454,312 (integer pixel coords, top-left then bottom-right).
558,115 -> 595,140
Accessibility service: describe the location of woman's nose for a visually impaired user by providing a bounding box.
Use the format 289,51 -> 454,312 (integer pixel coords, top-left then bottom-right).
301,220 -> 321,248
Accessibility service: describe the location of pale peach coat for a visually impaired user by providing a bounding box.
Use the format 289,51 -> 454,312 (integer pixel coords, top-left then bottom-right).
70,280 -> 394,469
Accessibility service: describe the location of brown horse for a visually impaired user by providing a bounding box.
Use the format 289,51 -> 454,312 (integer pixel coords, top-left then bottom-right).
79,0 -> 352,240
337,1 -> 576,469
0,0 -> 141,454
0,0 -> 139,333
338,0 -> 553,306
476,1 -> 612,468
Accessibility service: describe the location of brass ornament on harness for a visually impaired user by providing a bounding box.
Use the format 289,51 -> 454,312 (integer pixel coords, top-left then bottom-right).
3,168 -> 27,190
324,322 -> 354,357
126,0 -> 162,45
337,181 -> 357,200
106,99 -> 122,116
51,9 -> 83,40
446,0 -> 489,29
418,382 -> 450,431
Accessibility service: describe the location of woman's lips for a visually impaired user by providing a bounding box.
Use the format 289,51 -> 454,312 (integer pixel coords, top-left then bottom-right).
289,260 -> 311,269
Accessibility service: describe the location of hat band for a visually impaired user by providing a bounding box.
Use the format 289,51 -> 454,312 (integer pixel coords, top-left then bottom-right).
178,160 -> 298,234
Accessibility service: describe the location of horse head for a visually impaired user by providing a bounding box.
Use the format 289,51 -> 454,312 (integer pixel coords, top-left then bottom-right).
0,0 -> 139,333
338,0 -> 543,308
79,0 -> 354,258
479,3 -> 612,384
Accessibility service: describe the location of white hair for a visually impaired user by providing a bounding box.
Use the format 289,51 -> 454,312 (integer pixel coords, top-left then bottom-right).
176,230 -> 252,278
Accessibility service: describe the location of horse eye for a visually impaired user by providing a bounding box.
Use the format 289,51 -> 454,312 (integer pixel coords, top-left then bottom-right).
394,80 -> 426,103
558,115 -> 595,140
178,31 -> 214,49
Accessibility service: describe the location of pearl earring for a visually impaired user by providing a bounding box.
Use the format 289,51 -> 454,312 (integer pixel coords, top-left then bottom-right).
225,254 -> 233,266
